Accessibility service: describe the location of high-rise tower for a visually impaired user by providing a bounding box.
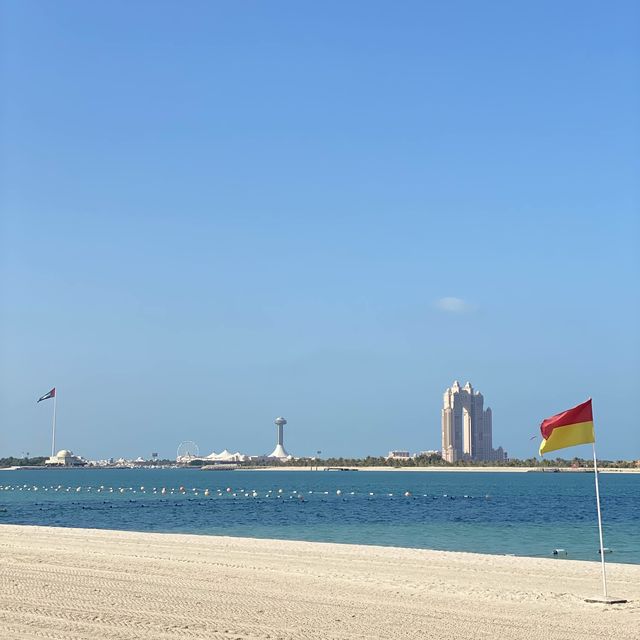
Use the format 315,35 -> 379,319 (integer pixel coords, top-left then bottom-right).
441,381 -> 504,463
269,417 -> 290,459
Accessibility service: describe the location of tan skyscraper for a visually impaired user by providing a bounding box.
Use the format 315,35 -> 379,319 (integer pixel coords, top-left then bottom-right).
441,381 -> 505,463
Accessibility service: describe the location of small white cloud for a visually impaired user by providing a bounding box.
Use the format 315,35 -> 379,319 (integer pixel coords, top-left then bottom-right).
434,297 -> 473,313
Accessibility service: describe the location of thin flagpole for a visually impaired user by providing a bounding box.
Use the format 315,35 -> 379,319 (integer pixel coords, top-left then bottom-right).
51,392 -> 57,457
592,442 -> 608,598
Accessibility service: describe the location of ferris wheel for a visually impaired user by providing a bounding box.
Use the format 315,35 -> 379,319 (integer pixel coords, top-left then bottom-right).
176,441 -> 200,462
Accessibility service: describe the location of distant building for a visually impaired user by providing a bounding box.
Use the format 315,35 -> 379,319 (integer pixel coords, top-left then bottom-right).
268,417 -> 291,459
204,450 -> 247,463
386,450 -> 411,460
441,381 -> 506,463
45,449 -> 86,467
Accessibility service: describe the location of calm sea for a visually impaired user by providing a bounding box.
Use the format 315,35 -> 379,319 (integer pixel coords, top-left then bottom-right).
1,469 -> 638,564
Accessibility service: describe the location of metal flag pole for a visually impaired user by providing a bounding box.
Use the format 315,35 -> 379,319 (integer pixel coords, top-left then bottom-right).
592,442 -> 608,598
51,391 -> 57,457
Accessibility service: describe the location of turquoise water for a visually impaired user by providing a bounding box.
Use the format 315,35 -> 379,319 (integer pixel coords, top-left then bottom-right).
1,469 -> 638,564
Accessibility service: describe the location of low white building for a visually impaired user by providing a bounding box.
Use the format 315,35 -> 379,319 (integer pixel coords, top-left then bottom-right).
418,450 -> 441,457
386,450 -> 411,461
45,450 -> 86,467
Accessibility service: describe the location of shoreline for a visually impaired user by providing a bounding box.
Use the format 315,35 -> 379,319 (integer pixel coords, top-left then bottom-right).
0,524 -> 638,639
241,465 -> 640,473
3,465 -> 639,473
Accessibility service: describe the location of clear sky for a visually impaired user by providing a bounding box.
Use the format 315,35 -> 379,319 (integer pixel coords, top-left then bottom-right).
1,1 -> 639,461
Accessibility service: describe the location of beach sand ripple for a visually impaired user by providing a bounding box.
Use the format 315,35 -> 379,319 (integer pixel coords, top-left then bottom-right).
0,525 -> 638,639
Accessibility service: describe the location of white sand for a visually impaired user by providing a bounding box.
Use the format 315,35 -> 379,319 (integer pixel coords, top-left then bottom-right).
0,525 -> 638,639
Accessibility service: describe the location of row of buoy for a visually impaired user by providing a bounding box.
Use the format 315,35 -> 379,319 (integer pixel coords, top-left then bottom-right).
0,484 -> 487,499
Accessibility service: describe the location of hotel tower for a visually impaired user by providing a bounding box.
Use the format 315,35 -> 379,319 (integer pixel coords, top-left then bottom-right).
441,381 -> 506,463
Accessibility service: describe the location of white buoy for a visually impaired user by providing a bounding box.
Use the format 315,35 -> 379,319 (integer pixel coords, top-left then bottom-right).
336,490 -> 341,495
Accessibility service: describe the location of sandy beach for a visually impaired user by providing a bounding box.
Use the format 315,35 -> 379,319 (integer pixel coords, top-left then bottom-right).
0,525 -> 638,639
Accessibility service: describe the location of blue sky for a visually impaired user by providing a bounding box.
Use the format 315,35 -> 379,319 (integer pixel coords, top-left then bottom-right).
1,1 -> 639,460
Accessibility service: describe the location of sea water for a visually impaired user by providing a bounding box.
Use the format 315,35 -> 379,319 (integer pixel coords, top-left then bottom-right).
1,469 -> 638,564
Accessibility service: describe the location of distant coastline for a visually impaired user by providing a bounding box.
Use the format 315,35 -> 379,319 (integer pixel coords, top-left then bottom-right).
241,465 -> 640,474
2,464 -> 639,473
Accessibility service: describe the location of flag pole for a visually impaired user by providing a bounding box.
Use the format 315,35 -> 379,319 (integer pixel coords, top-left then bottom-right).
592,441 -> 607,598
51,391 -> 57,457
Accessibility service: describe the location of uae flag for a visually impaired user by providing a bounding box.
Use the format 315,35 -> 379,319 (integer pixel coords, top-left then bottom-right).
37,388 -> 56,403
539,398 -> 595,455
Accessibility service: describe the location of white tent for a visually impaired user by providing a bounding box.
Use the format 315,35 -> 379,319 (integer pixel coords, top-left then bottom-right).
204,450 -> 247,462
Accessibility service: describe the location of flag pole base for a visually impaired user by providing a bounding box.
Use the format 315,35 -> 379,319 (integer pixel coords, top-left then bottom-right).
584,596 -> 628,604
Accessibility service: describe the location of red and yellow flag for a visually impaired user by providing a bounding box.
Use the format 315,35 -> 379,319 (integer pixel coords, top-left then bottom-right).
539,399 -> 595,455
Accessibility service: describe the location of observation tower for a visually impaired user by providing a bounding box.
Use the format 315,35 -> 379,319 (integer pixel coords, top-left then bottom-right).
269,417 -> 290,459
